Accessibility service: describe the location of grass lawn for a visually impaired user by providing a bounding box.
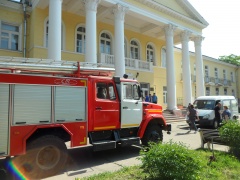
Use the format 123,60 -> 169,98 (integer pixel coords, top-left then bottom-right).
78,150 -> 240,180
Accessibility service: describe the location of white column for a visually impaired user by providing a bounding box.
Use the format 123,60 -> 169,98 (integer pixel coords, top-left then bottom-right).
181,31 -> 192,106
164,24 -> 177,110
194,36 -> 205,97
84,0 -> 100,63
113,4 -> 128,77
48,0 -> 62,61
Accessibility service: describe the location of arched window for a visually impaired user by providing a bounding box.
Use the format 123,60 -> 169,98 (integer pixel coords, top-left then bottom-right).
147,44 -> 155,65
161,47 -> 166,68
130,40 -> 139,59
100,32 -> 111,54
45,20 -> 64,50
76,26 -> 86,53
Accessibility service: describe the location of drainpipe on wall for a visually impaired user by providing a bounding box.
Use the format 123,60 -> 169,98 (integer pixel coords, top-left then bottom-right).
22,0 -> 27,58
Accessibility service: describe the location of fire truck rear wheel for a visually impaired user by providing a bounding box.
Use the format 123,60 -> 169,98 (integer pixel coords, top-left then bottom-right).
141,124 -> 163,146
13,135 -> 68,179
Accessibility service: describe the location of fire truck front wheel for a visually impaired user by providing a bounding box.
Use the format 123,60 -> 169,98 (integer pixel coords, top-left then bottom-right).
141,124 -> 163,146
13,135 -> 68,179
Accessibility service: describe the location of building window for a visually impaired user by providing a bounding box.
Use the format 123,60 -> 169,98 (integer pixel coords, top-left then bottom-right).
206,87 -> 210,96
130,40 -> 139,59
205,66 -> 209,77
163,86 -> 167,104
224,88 -> 227,95
214,68 -> 218,78
45,20 -> 63,49
215,68 -> 219,83
231,72 -> 234,82
146,44 -> 155,65
232,89 -> 235,96
100,32 -> 111,54
76,26 -> 86,53
215,88 -> 219,95
194,86 -> 196,99
0,22 -> 20,51
223,69 -> 226,80
161,47 -> 166,68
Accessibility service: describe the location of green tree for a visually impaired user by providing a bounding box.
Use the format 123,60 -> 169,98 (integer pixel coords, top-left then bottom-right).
219,54 -> 240,66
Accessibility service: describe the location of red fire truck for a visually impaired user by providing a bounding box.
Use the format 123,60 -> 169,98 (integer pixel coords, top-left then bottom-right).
0,56 -> 171,179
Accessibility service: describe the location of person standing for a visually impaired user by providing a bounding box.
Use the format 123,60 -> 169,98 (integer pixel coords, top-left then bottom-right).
188,104 -> 198,132
214,102 -> 222,126
152,93 -> 158,104
222,105 -> 231,121
149,94 -> 152,103
145,94 -> 150,102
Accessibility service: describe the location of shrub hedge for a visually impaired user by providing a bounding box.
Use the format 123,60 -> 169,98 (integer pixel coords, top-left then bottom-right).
139,141 -> 204,180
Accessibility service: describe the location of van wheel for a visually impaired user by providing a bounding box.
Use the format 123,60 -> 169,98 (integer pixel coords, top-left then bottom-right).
212,120 -> 218,129
12,135 -> 68,179
141,124 -> 163,146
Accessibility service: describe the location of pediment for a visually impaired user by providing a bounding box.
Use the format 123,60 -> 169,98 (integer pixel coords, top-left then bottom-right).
153,0 -> 208,26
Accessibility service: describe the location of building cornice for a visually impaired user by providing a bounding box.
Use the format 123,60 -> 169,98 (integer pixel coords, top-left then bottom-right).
177,0 -> 209,26
0,0 -> 32,12
174,46 -> 238,68
135,0 -> 208,29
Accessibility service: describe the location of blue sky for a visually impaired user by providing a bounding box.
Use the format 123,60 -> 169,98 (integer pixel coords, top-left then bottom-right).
187,0 -> 240,59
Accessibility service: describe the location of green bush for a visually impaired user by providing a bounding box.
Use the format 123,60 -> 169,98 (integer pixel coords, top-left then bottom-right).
219,120 -> 240,158
139,141 -> 203,180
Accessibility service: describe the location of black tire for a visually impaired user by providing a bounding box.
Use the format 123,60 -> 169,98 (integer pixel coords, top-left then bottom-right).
141,124 -> 163,146
212,119 -> 218,129
12,135 -> 68,179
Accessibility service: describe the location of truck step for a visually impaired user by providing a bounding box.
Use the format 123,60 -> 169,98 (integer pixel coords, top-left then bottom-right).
119,137 -> 140,146
92,140 -> 116,151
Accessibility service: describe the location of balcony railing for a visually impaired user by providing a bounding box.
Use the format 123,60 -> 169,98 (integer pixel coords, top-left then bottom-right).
180,75 -> 232,87
205,76 -> 231,87
98,53 -> 153,72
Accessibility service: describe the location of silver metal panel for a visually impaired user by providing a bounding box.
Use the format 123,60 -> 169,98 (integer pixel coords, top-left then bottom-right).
0,84 -> 9,155
55,86 -> 86,122
13,85 -> 51,124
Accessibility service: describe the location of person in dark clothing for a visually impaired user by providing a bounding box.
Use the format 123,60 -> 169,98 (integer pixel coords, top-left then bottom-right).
188,104 -> 198,132
214,102 -> 222,126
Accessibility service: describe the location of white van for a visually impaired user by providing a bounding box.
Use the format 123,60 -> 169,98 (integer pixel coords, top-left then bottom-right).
186,96 -> 239,129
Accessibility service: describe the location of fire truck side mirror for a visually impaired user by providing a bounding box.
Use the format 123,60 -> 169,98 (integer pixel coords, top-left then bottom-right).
113,76 -> 120,84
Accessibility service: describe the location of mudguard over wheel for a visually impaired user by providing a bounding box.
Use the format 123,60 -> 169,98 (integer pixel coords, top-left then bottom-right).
141,124 -> 163,146
12,135 -> 68,179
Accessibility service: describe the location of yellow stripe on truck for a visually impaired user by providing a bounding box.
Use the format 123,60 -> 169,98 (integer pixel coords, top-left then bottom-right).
148,110 -> 162,113
94,126 -> 116,130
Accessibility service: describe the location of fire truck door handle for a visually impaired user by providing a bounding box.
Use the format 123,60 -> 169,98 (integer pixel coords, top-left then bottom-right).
76,119 -> 83,121
95,107 -> 102,110
56,120 -> 65,122
15,122 -> 26,124
39,121 -> 49,123
123,106 -> 128,109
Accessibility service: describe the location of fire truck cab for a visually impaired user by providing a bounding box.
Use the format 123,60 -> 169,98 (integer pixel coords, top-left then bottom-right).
0,56 -> 171,179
